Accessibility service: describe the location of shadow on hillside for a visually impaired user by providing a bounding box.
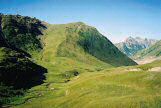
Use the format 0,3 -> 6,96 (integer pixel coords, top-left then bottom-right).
0,59 -> 47,89
0,57 -> 47,107
0,64 -> 47,89
0,14 -> 47,52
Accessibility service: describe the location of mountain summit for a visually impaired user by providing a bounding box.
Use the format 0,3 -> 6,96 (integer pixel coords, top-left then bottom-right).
116,36 -> 157,56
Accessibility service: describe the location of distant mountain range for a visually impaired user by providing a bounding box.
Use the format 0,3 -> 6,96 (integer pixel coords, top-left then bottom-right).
133,40 -> 161,59
115,37 -> 157,56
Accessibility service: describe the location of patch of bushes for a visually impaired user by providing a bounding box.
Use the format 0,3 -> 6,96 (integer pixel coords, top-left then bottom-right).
0,14 -> 46,52
62,70 -> 79,82
0,47 -> 47,106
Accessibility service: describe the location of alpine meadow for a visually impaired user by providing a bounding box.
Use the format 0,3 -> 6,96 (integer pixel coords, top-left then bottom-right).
0,0 -> 161,108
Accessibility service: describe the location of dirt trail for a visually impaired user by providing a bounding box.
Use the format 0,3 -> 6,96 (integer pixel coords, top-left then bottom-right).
149,67 -> 161,72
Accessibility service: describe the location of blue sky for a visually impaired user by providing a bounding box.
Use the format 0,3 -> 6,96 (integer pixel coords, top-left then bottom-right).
0,0 -> 161,43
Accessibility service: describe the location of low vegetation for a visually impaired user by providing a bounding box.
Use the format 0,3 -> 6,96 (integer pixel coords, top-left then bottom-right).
13,60 -> 161,108
57,22 -> 137,66
0,47 -> 47,107
0,14 -> 160,108
0,14 -> 46,52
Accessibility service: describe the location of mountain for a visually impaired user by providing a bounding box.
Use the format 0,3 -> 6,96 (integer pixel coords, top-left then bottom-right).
0,14 -> 160,108
0,14 -> 138,107
0,14 -> 47,106
133,40 -> 161,60
0,15 -> 136,67
55,22 -> 137,66
116,36 -> 157,56
0,14 -> 46,52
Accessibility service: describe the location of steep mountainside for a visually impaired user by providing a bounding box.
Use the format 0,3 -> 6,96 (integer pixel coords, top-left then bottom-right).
56,22 -> 137,66
116,37 -> 157,56
0,14 -> 137,107
0,47 -> 47,88
0,14 -> 47,106
0,47 -> 47,106
0,14 -> 48,86
0,14 -> 46,52
133,40 -> 161,60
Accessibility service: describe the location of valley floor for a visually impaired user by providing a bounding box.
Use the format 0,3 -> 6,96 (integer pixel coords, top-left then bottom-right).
10,60 -> 161,108
134,56 -> 161,64
0,15 -> 160,108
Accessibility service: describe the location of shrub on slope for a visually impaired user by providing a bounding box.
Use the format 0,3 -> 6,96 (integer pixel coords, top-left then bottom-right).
0,47 -> 47,106
0,14 -> 46,52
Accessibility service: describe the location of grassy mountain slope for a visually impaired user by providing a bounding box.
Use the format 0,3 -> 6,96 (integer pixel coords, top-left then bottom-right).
12,21 -> 161,108
55,22 -> 136,66
133,40 -> 161,59
0,15 -> 47,107
0,47 -> 47,106
1,14 -> 138,107
0,14 -> 46,52
15,60 -> 161,108
0,47 -> 47,88
38,23 -> 113,83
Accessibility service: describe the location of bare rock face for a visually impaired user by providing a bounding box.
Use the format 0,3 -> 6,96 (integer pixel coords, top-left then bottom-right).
116,36 -> 157,56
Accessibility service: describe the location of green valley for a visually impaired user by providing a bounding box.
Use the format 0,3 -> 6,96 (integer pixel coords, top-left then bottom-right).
0,14 -> 160,108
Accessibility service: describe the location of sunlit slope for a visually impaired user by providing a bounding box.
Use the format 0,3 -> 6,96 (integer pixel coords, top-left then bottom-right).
37,23 -> 112,84
37,22 -> 137,83
13,22 -> 161,108
0,14 -> 138,107
55,22 -> 137,66
41,23 -> 104,65
15,60 -> 161,108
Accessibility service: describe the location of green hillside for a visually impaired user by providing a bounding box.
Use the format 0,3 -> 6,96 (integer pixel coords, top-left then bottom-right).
0,47 -> 47,106
0,14 -> 46,52
54,22 -> 136,66
0,14 -> 47,107
133,40 -> 161,59
14,60 -> 161,108
3,14 -> 158,108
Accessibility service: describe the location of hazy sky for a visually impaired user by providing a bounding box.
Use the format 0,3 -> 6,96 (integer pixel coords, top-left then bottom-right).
0,0 -> 161,43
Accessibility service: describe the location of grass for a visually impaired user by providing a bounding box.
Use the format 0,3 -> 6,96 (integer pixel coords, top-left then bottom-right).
0,48 -> 46,107
11,23 -> 161,108
0,19 -> 160,108
13,60 -> 161,108
137,60 -> 161,71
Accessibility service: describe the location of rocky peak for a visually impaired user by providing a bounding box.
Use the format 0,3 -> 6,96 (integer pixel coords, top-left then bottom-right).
116,36 -> 158,56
